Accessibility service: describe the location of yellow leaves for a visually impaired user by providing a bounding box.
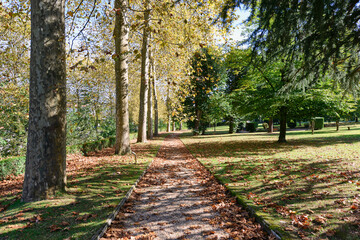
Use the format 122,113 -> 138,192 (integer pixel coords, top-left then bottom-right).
67,11 -> 74,17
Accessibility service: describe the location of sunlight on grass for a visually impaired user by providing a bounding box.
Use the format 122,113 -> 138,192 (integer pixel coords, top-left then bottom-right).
181,125 -> 360,239
0,135 -> 165,240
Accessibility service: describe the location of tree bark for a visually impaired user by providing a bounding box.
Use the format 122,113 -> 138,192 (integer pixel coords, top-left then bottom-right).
268,117 -> 273,133
278,106 -> 287,143
179,121 -> 183,130
114,0 -> 131,155
167,114 -> 171,132
336,119 -> 339,131
152,58 -> 159,136
22,0 -> 66,202
229,117 -> 234,133
147,51 -> 153,140
172,120 -> 176,131
137,0 -> 150,143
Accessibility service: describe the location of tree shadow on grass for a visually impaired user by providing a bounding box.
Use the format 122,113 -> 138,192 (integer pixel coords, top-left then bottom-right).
0,163 -> 145,240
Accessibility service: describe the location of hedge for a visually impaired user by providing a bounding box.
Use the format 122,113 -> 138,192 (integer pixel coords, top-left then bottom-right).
245,122 -> 257,132
0,136 -> 117,179
313,117 -> 324,130
80,136 -> 116,156
0,156 -> 26,180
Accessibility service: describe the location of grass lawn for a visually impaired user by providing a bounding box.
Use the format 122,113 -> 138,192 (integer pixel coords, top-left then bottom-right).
0,134 -> 165,240
181,125 -> 360,239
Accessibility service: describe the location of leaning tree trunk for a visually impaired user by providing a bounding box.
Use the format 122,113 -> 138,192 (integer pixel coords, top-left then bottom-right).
114,0 -> 131,155
278,106 -> 287,143
152,70 -> 159,136
137,0 -> 150,143
147,51 -> 153,140
22,0 -> 66,202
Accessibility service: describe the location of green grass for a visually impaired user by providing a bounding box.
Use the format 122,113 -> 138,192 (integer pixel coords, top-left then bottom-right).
0,134 -> 165,240
181,125 -> 360,239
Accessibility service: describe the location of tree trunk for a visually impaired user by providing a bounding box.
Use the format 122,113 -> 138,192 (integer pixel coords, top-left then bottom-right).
312,120 -> 315,134
114,0 -> 131,154
336,119 -> 339,131
229,117 -> 234,133
147,51 -> 153,140
172,120 -> 176,131
268,117 -> 273,133
194,108 -> 201,135
22,0 -> 66,202
214,122 -> 216,132
137,0 -> 150,143
179,121 -> 183,130
278,106 -> 287,143
167,113 -> 171,132
152,58 -> 159,136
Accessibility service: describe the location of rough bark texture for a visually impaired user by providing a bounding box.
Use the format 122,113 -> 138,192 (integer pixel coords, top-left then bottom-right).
114,0 -> 131,155
278,106 -> 287,143
147,52 -> 153,140
22,0 -> 67,202
152,64 -> 159,136
137,0 -> 150,143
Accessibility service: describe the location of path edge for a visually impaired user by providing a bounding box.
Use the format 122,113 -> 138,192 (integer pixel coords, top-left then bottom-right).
179,136 -> 283,240
90,139 -> 164,240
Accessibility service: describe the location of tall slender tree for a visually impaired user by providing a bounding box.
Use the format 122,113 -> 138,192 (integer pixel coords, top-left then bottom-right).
147,50 -> 153,139
22,0 -> 67,202
152,58 -> 159,136
137,0 -> 150,143
114,0 -> 131,155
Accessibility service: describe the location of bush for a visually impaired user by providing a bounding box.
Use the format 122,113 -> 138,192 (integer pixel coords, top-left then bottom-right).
0,156 -> 26,180
304,122 -> 310,128
245,122 -> 257,132
287,119 -> 297,129
80,136 -> 115,156
313,117 -> 324,130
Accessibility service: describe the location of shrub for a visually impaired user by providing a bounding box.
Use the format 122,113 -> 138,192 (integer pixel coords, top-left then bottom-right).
304,122 -> 310,128
287,119 -> 297,129
0,156 -> 26,180
313,117 -> 324,130
80,136 -> 115,156
245,122 -> 257,132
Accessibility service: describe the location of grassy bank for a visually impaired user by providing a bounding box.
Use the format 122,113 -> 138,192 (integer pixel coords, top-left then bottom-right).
0,134 -> 165,240
181,125 -> 360,239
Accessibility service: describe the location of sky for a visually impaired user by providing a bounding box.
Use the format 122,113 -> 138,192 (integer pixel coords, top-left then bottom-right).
228,9 -> 251,43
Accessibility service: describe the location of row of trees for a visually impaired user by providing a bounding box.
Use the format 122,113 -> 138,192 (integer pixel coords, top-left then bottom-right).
1,0 -> 227,202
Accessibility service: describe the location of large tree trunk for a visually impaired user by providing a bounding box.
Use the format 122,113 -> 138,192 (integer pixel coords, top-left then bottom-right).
278,106 -> 287,143
114,0 -> 131,155
147,51 -> 153,139
152,58 -> 159,136
22,0 -> 66,202
137,0 -> 150,143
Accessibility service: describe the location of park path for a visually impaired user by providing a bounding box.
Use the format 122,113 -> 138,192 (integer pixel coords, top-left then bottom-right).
101,134 -> 272,240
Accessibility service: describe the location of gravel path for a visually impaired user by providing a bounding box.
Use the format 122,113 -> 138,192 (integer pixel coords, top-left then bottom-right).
101,134 -> 272,240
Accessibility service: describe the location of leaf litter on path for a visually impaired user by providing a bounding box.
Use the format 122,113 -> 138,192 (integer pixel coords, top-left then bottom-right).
102,134 -> 273,240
